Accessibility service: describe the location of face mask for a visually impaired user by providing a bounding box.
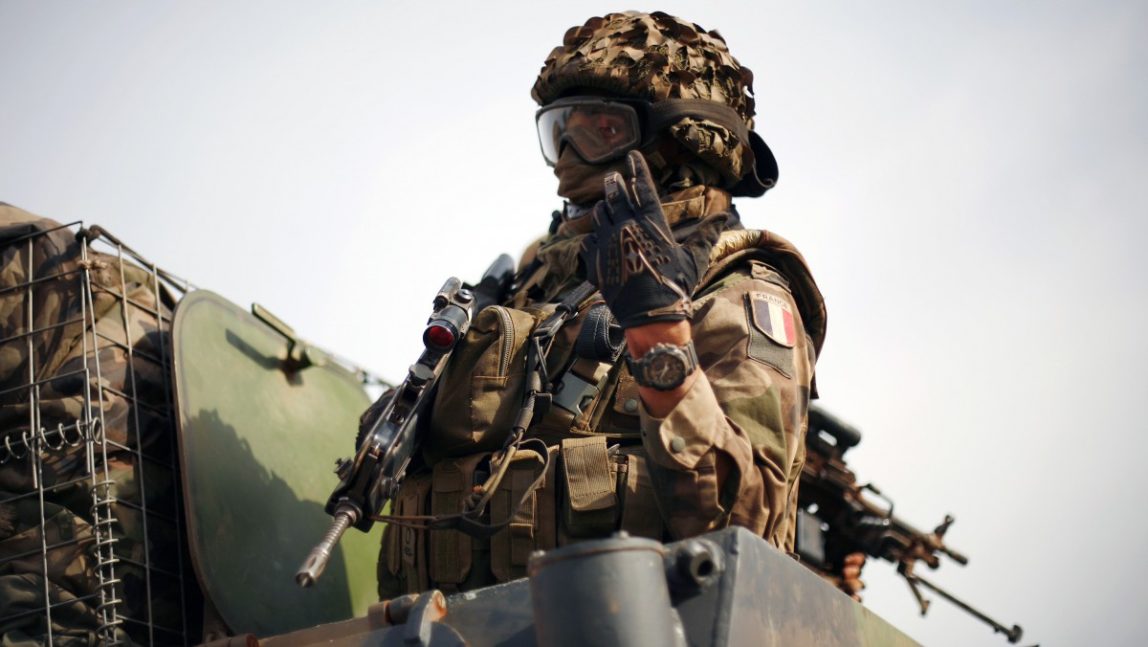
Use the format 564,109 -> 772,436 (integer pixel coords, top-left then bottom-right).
552,146 -> 631,206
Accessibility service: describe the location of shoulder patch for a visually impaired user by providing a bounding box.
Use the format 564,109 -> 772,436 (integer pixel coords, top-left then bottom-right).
749,291 -> 796,348
744,292 -> 796,379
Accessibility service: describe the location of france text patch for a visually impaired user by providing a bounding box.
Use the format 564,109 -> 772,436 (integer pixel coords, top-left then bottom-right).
749,292 -> 796,348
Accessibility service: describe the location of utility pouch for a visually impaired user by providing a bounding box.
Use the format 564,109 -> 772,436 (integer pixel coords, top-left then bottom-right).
560,436 -> 618,538
426,305 -> 543,460
378,520 -> 404,600
379,471 -> 432,595
490,446 -> 557,582
428,453 -> 489,588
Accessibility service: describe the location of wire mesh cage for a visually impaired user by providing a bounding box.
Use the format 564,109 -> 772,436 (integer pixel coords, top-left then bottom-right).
0,219 -> 202,646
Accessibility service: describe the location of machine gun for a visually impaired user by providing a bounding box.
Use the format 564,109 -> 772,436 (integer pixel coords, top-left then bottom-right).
295,254 -> 516,587
796,404 -> 1027,644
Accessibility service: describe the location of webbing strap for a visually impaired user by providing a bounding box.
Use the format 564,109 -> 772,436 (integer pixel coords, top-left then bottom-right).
371,434 -> 550,539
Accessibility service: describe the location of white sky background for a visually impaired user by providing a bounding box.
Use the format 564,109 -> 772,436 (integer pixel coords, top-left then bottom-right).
2,1 -> 1146,644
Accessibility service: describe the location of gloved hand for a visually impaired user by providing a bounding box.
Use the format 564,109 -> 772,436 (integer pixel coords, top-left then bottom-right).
839,552 -> 867,601
813,551 -> 867,602
579,150 -> 719,329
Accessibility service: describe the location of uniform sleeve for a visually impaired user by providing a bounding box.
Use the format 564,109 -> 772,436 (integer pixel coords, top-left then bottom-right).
638,264 -> 814,546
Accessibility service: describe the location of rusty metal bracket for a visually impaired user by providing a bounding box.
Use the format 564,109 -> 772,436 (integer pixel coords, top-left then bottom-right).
379,590 -> 466,647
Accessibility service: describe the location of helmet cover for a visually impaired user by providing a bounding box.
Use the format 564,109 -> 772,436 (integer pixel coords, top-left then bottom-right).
532,11 -> 760,186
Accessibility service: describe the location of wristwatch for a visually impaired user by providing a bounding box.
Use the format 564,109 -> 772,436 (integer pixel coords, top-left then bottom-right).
626,341 -> 699,391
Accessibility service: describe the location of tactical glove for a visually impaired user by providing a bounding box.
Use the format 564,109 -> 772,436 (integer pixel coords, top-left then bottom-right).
579,151 -> 719,329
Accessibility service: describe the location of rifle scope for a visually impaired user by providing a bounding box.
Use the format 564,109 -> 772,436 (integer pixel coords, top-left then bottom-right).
808,404 -> 862,450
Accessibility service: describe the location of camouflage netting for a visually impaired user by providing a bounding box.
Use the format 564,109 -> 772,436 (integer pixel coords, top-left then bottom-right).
0,205 -> 199,645
532,11 -> 757,185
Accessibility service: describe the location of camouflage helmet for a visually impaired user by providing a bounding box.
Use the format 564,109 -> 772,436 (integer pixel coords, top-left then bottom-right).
532,11 -> 777,196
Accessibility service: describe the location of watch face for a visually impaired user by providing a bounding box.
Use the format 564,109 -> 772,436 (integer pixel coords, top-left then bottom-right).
629,342 -> 696,391
646,349 -> 685,389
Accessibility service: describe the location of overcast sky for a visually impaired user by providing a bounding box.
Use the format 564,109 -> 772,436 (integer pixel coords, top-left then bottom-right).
2,2 -> 1146,645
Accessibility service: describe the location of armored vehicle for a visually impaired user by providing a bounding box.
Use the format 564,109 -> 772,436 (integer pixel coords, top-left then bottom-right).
0,214 -> 1022,646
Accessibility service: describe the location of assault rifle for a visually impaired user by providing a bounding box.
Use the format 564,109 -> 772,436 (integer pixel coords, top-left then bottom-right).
796,404 -> 1027,644
295,254 -> 516,587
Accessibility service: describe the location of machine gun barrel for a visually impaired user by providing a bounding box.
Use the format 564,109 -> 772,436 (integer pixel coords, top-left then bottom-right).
940,543 -> 969,566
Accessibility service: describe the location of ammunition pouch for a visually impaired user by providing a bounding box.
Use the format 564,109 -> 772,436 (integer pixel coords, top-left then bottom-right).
559,436 -> 617,537
379,448 -> 558,592
378,471 -> 434,598
428,454 -> 489,588
490,445 -> 558,582
379,436 -> 665,592
558,439 -> 663,541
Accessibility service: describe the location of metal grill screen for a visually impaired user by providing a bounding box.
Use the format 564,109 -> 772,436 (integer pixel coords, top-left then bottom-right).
0,220 -> 201,646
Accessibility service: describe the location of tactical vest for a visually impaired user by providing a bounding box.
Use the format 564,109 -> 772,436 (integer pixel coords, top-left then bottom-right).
377,225 -> 825,597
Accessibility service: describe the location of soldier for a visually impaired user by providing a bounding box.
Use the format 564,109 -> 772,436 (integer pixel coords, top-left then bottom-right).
376,11 -> 837,597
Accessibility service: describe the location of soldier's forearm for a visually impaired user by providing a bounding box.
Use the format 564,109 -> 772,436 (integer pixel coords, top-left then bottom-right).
624,320 -> 701,418
636,371 -> 762,538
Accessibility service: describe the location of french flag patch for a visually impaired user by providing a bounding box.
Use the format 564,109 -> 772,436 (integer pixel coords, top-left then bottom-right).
750,292 -> 797,348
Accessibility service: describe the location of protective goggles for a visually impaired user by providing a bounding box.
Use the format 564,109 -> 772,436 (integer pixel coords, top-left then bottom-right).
535,96 -> 751,167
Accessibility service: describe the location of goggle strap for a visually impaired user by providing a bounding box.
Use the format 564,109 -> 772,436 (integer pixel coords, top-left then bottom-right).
647,99 -> 751,146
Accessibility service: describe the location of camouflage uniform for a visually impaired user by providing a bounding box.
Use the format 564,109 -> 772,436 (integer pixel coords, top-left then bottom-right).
376,12 -> 825,595
0,204 -> 191,645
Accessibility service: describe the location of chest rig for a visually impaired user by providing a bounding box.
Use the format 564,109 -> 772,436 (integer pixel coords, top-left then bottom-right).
377,187 -> 827,595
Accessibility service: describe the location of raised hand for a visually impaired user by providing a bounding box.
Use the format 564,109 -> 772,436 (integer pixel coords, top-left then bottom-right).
579,151 -> 716,329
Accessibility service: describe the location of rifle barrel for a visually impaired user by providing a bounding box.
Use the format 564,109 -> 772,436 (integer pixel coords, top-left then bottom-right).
296,507 -> 357,588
